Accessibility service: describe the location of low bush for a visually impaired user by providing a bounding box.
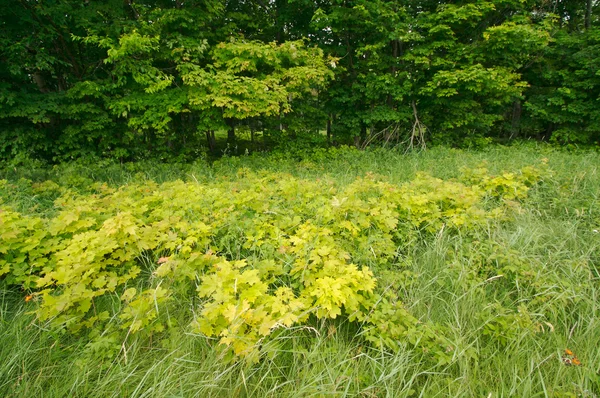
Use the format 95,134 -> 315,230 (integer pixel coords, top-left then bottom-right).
0,161 -> 549,364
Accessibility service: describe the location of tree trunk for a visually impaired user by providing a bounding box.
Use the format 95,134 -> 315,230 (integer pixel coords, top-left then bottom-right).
387,39 -> 399,107
540,123 -> 553,141
585,0 -> 593,30
355,124 -> 367,148
509,99 -> 522,140
125,0 -> 140,19
326,115 -> 332,144
206,130 -> 216,152
275,0 -> 283,44
227,123 -> 236,145
278,110 -> 284,133
33,72 -> 49,93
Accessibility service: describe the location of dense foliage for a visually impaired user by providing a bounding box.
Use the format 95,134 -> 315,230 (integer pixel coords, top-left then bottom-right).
0,0 -> 598,162
0,147 -> 548,363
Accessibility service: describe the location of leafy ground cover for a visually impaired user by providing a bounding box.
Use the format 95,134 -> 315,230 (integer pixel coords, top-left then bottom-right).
1,145 -> 599,397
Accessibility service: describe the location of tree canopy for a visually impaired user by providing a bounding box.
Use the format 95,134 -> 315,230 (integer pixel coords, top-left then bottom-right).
0,0 -> 598,162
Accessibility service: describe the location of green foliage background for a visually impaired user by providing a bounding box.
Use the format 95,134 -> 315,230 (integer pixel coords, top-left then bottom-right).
1,0 -> 598,163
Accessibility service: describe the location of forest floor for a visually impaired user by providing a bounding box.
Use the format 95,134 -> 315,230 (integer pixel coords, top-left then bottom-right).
1,144 -> 599,397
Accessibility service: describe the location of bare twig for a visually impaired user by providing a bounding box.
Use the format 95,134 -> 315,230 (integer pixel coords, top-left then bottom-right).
408,100 -> 427,152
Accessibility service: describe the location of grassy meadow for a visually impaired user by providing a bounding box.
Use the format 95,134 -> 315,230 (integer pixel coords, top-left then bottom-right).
1,144 -> 599,397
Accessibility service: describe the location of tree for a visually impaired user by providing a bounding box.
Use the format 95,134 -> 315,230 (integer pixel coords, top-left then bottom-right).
522,28 -> 600,144
308,0 -> 552,146
0,0 -> 331,161
1,0 -> 598,162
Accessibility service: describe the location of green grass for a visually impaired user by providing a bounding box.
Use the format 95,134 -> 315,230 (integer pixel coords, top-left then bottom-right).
1,144 -> 599,397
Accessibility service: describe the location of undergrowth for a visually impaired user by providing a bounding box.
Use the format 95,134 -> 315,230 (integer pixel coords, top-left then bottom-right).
1,145 -> 599,397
